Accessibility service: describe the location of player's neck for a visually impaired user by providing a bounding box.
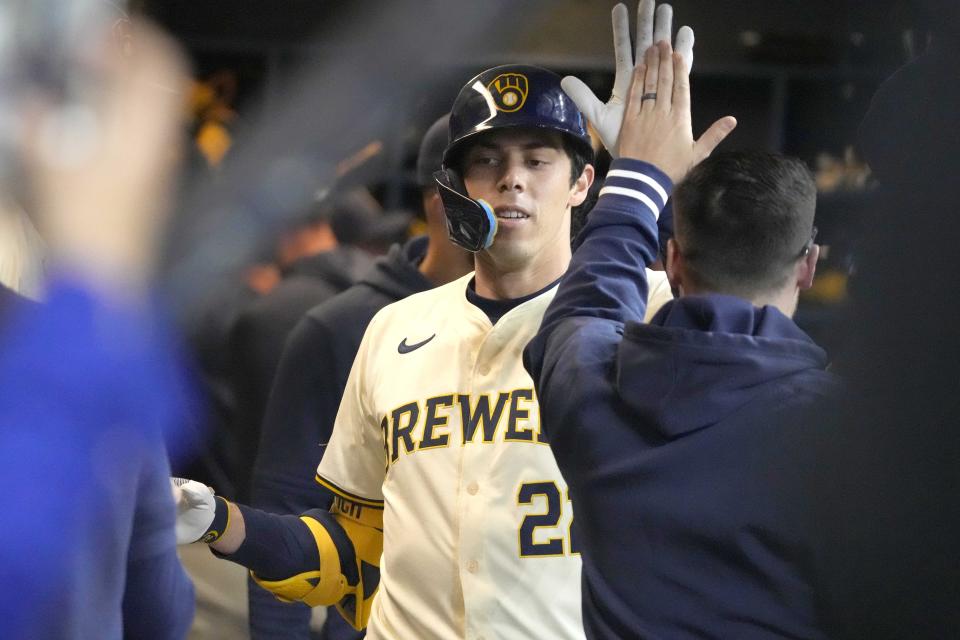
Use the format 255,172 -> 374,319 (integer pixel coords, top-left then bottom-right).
754,287 -> 799,318
681,283 -> 800,318
473,243 -> 570,301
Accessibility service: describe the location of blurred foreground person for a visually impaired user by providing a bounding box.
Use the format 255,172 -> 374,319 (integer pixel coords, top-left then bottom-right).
247,114 -> 473,639
0,23 -> 195,639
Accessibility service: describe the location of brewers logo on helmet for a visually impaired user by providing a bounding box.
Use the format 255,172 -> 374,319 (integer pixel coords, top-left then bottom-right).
487,72 -> 529,112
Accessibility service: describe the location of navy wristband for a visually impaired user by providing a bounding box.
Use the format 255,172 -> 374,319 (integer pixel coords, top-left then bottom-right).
201,496 -> 231,543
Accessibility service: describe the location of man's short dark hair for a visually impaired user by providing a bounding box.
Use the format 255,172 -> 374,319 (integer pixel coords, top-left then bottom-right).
672,151 -> 816,297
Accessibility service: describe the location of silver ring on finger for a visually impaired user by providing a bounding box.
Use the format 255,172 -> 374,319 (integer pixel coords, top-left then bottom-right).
641,92 -> 658,102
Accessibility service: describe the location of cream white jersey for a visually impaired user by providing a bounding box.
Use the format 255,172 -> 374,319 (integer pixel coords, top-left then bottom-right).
316,270 -> 670,640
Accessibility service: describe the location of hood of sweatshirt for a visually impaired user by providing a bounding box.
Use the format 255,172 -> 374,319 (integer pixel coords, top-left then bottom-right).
358,236 -> 433,300
284,245 -> 375,291
616,294 -> 831,438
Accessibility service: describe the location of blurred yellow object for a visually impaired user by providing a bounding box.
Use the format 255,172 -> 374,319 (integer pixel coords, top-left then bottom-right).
188,74 -> 239,168
407,218 -> 428,238
196,121 -> 232,168
802,269 -> 847,303
189,81 -> 217,116
815,146 -> 871,193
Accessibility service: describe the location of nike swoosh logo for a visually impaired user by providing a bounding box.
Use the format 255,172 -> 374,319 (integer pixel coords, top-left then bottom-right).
398,334 -> 436,354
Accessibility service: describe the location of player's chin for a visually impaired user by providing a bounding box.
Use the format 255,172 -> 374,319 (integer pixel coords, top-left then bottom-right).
485,235 -> 536,265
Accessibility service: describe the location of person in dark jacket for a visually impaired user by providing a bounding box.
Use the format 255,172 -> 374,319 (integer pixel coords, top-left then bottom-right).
246,115 -> 473,639
525,41 -> 836,638
227,196 -> 408,502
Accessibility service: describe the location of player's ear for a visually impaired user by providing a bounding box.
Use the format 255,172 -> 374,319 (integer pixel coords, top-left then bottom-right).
796,243 -> 819,290
665,238 -> 684,294
568,164 -> 594,207
422,187 -> 444,224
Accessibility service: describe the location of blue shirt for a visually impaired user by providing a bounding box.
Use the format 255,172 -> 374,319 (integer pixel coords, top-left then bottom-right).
0,279 -> 195,639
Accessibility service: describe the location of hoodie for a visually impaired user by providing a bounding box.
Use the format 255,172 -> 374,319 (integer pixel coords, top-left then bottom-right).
525,159 -> 838,639
248,237 -> 432,640
227,245 -> 375,502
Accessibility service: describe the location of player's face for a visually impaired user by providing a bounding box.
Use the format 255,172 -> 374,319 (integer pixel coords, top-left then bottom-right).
461,129 -> 591,269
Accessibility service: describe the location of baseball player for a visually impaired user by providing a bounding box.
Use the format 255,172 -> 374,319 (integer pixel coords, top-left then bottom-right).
175,3 -> 684,638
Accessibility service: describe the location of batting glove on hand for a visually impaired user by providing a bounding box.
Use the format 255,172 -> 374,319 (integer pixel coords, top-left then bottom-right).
561,0 -> 694,157
171,477 -> 228,545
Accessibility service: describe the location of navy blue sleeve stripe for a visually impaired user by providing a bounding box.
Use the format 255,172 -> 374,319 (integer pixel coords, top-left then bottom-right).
596,160 -> 672,221
606,168 -> 670,203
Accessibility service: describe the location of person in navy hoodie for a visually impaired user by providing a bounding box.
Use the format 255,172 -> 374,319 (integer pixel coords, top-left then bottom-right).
525,40 -> 838,639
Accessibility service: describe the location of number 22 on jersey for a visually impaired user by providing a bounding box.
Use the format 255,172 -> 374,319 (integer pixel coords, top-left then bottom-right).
516,481 -> 579,557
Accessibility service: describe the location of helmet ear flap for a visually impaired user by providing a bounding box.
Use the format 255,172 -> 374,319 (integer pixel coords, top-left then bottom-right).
433,168 -> 497,252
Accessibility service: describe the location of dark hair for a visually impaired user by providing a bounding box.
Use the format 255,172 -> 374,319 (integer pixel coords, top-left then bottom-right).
672,151 -> 816,297
571,147 -> 610,241
561,134 -> 593,187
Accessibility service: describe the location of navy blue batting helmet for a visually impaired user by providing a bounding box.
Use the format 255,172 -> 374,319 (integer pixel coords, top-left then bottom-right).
444,64 -> 594,168
434,65 -> 594,252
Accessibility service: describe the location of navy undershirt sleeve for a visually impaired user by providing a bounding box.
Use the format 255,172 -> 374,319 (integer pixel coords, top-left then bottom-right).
214,504 -> 318,581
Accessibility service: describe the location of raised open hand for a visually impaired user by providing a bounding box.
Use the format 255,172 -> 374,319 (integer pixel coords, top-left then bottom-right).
618,41 -> 736,184
560,1 -> 694,157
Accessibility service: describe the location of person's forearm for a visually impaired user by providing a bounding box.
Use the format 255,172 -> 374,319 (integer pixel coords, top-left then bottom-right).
210,501 -> 246,554
542,158 -> 669,329
525,159 -> 669,405
208,503 -> 320,583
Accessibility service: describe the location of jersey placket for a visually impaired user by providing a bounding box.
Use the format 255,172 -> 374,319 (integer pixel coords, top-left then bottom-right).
457,312 -> 513,640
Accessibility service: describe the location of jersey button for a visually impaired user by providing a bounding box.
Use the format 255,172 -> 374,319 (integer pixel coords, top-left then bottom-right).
467,481 -> 479,495
466,560 -> 479,573
479,364 -> 491,376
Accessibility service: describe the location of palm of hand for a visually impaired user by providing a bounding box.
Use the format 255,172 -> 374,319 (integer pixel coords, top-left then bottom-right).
561,0 -> 694,157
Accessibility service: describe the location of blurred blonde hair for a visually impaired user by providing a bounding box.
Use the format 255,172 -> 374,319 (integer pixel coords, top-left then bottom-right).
0,196 -> 46,299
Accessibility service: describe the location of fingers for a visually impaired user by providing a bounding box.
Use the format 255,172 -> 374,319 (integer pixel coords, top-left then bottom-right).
625,62 -> 647,120
611,3 -> 634,99
653,3 -> 673,45
694,116 -> 738,162
101,22 -> 187,164
109,23 -> 186,117
635,0 -> 655,63
642,43 -> 660,110
655,42 -> 674,112
675,26 -> 695,73
671,52 -> 690,113
560,76 -> 603,125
